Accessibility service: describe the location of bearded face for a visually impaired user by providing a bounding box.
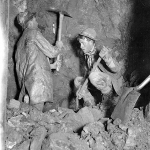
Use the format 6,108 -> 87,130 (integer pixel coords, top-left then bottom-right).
18,11 -> 28,25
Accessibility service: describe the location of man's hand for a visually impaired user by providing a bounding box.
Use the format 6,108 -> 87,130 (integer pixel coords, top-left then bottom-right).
50,56 -> 62,71
74,76 -> 84,89
56,41 -> 64,50
50,61 -> 57,69
99,46 -> 110,58
76,85 -> 87,99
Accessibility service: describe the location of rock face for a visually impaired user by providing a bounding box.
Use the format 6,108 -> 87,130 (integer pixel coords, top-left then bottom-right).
8,0 -> 132,105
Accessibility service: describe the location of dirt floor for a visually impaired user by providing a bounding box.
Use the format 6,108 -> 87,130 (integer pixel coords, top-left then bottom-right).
5,99 -> 150,150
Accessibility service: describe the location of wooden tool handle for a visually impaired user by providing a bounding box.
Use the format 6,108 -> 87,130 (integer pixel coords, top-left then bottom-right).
75,57 -> 102,110
58,13 -> 64,42
91,57 -> 102,72
76,57 -> 102,98
136,75 -> 150,91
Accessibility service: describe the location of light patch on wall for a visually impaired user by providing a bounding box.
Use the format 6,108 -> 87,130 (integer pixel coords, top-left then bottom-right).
0,22 -> 5,150
0,0 -> 9,149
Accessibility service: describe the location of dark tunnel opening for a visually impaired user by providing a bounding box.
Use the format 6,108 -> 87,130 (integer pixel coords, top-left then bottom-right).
126,0 -> 150,107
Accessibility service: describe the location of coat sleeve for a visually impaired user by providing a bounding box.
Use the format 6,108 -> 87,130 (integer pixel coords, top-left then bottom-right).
102,54 -> 121,73
35,31 -> 60,58
107,57 -> 121,73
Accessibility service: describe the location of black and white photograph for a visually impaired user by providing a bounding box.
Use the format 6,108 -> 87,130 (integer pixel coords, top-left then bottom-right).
2,0 -> 150,149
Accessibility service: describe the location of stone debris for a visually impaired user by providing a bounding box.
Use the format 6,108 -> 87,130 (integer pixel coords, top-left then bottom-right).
15,140 -> 30,150
6,125 -> 23,149
81,121 -> 113,150
30,126 -> 47,150
8,99 -> 20,109
107,119 -> 127,149
47,132 -> 90,150
5,103 -> 150,150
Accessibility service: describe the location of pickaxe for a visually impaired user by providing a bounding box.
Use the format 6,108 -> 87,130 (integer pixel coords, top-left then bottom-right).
43,8 -> 72,112
47,8 -> 72,71
47,7 -> 72,41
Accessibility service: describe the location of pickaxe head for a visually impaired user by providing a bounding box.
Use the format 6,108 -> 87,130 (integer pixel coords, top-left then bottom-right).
47,7 -> 72,18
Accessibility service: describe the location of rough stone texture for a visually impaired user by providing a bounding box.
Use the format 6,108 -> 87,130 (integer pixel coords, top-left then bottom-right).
14,140 -> 30,150
7,0 -> 21,101
8,99 -> 20,109
5,102 -> 150,150
107,108 -> 150,150
124,108 -> 150,149
6,127 -> 23,149
30,126 -> 47,150
81,121 -> 113,150
48,132 -> 90,150
53,48 -> 80,105
107,120 -> 127,149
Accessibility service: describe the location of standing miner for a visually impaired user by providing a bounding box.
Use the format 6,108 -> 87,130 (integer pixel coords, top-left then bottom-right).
74,28 -> 124,108
15,12 -> 63,111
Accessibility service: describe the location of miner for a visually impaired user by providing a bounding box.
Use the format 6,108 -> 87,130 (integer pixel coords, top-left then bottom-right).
15,12 -> 63,111
74,28 -> 124,107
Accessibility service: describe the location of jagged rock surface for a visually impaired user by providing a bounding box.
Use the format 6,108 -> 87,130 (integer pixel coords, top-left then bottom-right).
5,103 -> 150,150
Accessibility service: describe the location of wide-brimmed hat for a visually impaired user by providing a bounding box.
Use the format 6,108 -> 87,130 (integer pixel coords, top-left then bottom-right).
79,28 -> 97,41
18,11 -> 36,26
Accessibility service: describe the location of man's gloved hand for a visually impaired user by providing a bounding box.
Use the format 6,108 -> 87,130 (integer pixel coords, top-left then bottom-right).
74,76 -> 84,89
56,41 -> 64,50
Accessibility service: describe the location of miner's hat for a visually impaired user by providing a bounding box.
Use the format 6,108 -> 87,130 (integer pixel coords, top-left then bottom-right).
79,28 -> 97,41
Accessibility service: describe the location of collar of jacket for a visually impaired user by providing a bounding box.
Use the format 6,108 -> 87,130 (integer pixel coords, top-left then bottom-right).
84,46 -> 96,56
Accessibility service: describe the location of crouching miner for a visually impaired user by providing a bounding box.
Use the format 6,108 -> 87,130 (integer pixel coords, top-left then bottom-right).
74,28 -> 124,110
